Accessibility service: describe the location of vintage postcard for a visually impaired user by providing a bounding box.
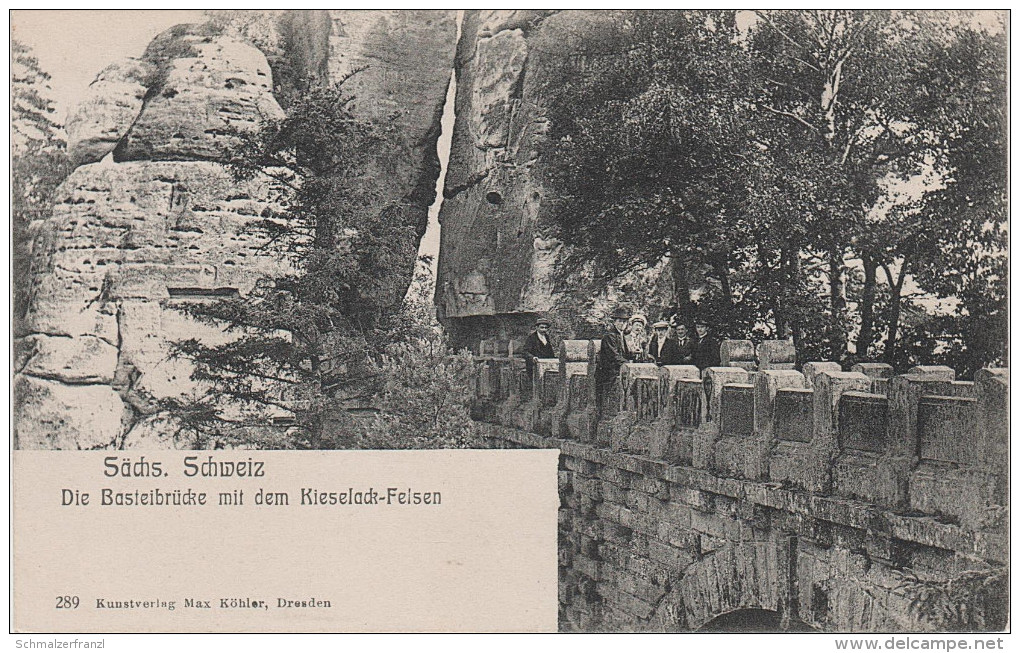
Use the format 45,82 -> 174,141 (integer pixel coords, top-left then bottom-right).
9,9 -> 1009,641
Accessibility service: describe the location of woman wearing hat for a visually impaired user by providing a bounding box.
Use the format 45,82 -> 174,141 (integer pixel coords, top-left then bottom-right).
626,313 -> 651,362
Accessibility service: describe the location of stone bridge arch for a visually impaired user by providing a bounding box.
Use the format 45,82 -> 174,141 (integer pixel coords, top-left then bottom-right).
653,539 -> 794,631
698,609 -> 814,632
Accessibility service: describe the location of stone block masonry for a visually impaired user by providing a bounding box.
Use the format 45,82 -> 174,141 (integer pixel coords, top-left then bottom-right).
477,339 -> 1008,632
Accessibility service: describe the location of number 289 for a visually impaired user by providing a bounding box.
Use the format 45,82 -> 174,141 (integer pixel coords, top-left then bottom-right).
56,596 -> 79,609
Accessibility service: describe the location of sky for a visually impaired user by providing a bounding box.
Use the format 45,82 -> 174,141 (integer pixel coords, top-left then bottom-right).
11,10 -> 207,123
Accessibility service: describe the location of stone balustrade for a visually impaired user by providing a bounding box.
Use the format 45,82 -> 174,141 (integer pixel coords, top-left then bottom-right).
471,338 -> 1008,632
473,338 -> 1008,535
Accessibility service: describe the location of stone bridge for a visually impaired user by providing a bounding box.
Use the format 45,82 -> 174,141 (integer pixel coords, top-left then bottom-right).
470,338 -> 1008,632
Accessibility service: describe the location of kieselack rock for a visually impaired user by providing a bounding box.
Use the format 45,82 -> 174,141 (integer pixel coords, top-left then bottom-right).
64,58 -> 153,166
15,12 -> 457,449
436,10 -> 628,345
115,25 -> 286,162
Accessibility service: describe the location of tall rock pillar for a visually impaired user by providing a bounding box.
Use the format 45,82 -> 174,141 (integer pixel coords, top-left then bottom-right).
436,10 -> 629,348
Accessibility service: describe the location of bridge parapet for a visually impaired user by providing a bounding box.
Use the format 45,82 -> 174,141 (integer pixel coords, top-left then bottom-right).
471,344 -> 1009,526
757,339 -> 796,370
470,343 -> 1008,632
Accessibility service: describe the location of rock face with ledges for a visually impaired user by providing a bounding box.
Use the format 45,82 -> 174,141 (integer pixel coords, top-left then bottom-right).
436,10 -> 629,346
115,26 -> 285,162
15,160 -> 292,449
15,12 -> 458,449
324,10 -> 458,303
64,58 -> 153,166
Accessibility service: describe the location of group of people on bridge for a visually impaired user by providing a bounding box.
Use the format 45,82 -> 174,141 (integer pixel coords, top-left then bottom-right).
518,307 -> 722,411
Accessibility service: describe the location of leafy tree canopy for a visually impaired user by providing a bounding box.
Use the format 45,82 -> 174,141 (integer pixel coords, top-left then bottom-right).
543,10 -> 1006,373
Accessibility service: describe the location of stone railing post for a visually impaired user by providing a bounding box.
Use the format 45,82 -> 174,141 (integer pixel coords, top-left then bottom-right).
581,339 -> 603,443
907,365 -> 955,381
852,362 -> 894,394
694,366 -> 750,469
976,368 -> 1008,477
651,365 -> 700,462
534,358 -> 559,403
757,340 -> 796,371
892,368 -> 1004,529
478,338 -> 493,357
492,341 -> 514,403
507,357 -> 529,405
614,362 -> 661,453
751,370 -> 807,480
531,357 -> 560,436
810,370 -> 871,492
884,373 -> 954,508
802,362 -> 842,390
475,341 -> 493,400
554,340 -> 593,439
720,339 -> 757,371
559,340 -> 592,405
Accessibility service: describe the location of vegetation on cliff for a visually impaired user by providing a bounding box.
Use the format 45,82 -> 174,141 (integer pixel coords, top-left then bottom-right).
161,80 -> 474,448
11,40 -> 72,329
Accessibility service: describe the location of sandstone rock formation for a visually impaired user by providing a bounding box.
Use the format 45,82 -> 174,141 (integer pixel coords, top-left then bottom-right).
64,58 -> 152,166
324,10 -> 457,304
117,26 -> 286,162
436,10 -> 629,346
15,160 -> 291,449
16,11 -> 457,449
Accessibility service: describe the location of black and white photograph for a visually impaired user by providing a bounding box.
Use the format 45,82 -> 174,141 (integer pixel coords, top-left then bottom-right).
9,8 -> 1010,641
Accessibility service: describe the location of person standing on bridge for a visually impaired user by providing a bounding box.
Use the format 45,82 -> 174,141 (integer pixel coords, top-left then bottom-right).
627,313 -> 652,362
520,316 -> 556,377
646,320 -> 687,366
595,307 -> 633,412
691,319 -> 721,369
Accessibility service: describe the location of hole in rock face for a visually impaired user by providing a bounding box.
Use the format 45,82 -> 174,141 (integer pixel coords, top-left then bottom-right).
486,191 -> 503,205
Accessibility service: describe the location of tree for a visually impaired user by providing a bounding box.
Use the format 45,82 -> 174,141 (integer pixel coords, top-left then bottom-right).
544,11 -> 1005,372
336,261 -> 478,449
544,11 -> 758,338
163,80 -> 419,447
746,10 -> 1007,364
747,10 -> 921,361
11,40 -> 71,328
887,18 -> 1007,372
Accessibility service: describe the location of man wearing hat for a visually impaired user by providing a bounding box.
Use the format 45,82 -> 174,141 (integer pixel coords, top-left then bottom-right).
520,316 -> 556,377
646,320 -> 687,366
594,307 -> 633,411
